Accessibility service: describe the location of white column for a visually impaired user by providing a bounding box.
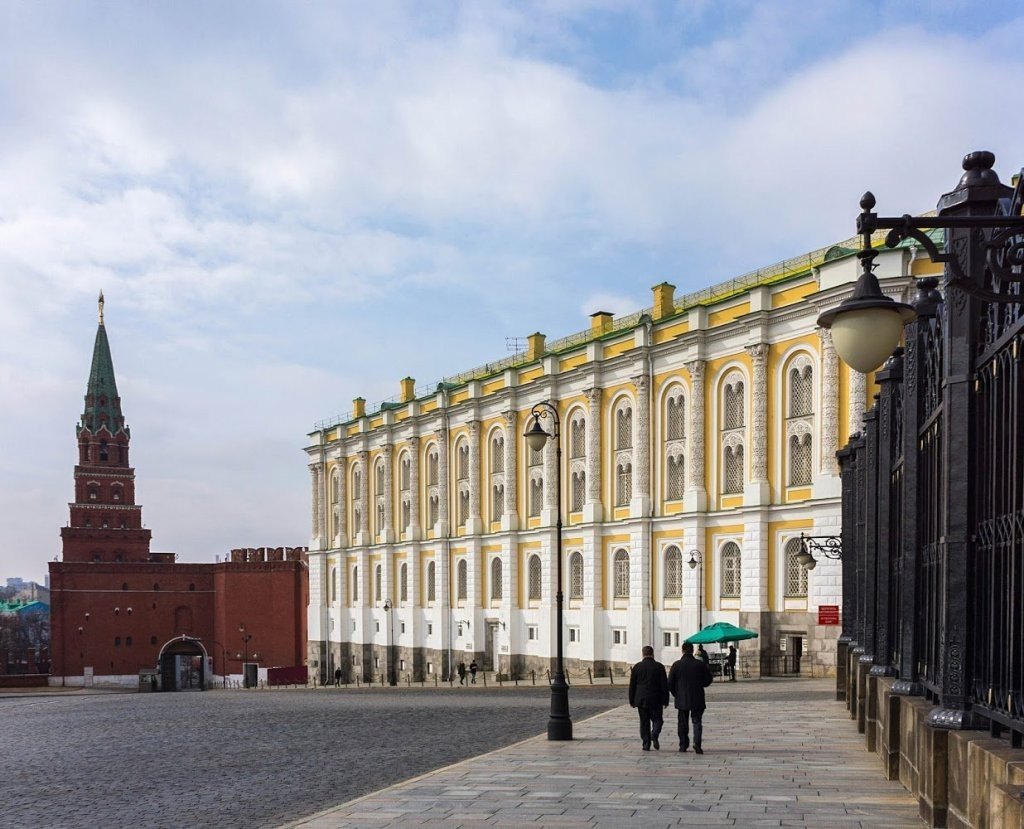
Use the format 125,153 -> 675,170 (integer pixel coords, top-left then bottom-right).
467,420 -> 483,535
310,463 -> 323,550
357,450 -> 370,547
381,443 -> 395,543
820,329 -> 840,474
631,374 -> 651,518
502,410 -> 519,531
435,429 -> 449,536
849,368 -> 867,437
684,360 -> 707,511
541,416 -> 558,527
745,343 -> 770,504
335,456 -> 347,549
409,436 -> 422,539
584,387 -> 603,523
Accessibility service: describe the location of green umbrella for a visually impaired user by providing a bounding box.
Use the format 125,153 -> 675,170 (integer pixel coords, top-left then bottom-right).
684,621 -> 759,645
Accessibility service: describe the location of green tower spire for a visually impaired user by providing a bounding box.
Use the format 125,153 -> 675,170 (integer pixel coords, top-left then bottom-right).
78,291 -> 127,436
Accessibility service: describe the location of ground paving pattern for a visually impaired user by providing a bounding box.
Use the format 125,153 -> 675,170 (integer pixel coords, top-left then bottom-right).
0,684 -> 623,829
286,679 -> 922,828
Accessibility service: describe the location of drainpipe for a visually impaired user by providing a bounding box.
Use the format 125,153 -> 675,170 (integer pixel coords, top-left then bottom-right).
642,314 -> 656,650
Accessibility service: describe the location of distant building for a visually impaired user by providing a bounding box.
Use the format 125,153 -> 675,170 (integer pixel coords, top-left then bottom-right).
0,599 -> 50,675
2,578 -> 50,604
49,295 -> 308,689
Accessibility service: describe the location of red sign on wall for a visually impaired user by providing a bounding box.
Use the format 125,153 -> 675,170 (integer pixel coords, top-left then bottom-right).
818,605 -> 840,626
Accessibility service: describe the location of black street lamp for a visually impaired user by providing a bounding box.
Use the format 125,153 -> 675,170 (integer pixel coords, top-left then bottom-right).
239,623 -> 253,688
524,400 -> 572,741
686,550 -> 704,632
383,598 -> 397,686
796,533 -> 843,571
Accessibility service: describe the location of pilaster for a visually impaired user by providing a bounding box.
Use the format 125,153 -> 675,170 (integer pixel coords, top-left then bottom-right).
381,443 -> 395,543
583,387 -> 603,522
501,411 -> 519,531
467,420 -> 484,535
744,343 -> 771,505
684,360 -> 707,511
631,374 -> 651,517
408,436 -> 422,539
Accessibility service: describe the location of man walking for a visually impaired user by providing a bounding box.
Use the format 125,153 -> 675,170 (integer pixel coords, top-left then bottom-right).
667,642 -> 713,754
726,644 -> 737,681
628,645 -> 669,751
469,659 -> 478,684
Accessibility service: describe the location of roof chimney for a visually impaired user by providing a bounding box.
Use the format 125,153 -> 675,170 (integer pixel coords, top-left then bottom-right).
652,282 -> 676,320
400,377 -> 415,403
590,311 -> 613,334
352,397 -> 366,419
527,332 -> 546,361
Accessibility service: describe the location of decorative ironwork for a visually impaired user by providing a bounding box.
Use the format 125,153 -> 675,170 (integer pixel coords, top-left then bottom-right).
796,533 -> 842,570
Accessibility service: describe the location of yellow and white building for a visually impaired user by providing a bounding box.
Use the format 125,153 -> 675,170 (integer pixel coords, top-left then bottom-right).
305,233 -> 936,682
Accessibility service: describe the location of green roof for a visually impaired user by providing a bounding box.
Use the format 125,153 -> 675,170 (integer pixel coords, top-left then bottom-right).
78,304 -> 128,437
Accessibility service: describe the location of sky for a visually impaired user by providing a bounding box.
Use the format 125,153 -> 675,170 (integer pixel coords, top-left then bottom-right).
2,1 -> 1024,583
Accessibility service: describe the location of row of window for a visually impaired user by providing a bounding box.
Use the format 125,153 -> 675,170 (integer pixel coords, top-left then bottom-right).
327,539 -> 810,606
330,359 -> 817,538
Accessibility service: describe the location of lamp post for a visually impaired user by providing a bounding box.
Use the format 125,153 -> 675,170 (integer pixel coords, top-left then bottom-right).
239,624 -> 253,688
383,598 -> 397,686
524,400 -> 572,741
686,550 -> 704,632
796,533 -> 843,571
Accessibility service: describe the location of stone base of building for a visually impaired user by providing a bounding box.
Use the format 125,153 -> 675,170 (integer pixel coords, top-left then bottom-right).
841,649 -> 1024,828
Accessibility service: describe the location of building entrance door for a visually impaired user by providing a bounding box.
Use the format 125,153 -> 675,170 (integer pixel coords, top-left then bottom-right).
156,636 -> 208,691
484,623 -> 499,671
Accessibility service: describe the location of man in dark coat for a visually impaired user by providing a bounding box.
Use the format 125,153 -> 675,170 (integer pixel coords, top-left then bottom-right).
667,642 -> 713,753
628,645 -> 669,751
726,644 -> 737,681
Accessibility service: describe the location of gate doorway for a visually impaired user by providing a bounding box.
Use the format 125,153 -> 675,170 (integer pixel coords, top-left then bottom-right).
483,622 -> 500,672
157,636 -> 208,691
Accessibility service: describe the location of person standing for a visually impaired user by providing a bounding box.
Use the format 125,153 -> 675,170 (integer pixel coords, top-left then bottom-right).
726,645 -> 737,681
457,661 -> 467,685
696,644 -> 710,668
628,645 -> 669,751
667,642 -> 713,753
469,659 -> 478,684
334,667 -> 342,687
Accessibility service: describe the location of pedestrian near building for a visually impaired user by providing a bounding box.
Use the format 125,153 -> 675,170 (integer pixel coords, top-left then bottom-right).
627,645 -> 669,751
469,659 -> 478,684
334,667 -> 342,687
667,642 -> 713,754
726,645 -> 737,681
696,644 -> 710,668
457,661 -> 466,685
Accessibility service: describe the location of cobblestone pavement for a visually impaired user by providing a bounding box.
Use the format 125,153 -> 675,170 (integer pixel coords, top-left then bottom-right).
0,684 -> 625,829
286,679 -> 922,828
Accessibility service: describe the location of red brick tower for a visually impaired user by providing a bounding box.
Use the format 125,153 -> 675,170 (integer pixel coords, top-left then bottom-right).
60,292 -> 152,563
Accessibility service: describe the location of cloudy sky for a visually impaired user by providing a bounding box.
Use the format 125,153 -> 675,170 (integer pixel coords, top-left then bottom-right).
2,1 -> 1023,582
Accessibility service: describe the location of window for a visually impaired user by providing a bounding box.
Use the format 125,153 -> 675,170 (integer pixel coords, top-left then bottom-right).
426,561 -> 436,603
786,356 -> 815,487
613,629 -> 627,645
399,563 -> 408,603
667,392 -> 685,440
457,558 -> 468,601
427,623 -> 433,636
457,441 -> 469,480
353,469 -> 361,500
400,622 -> 405,634
528,625 -> 539,641
615,404 -> 633,450
457,624 -> 464,637
570,415 -> 586,459
528,438 -> 543,517
427,450 -> 439,485
331,567 -> 338,603
569,627 -> 580,643
569,552 -> 584,600
492,435 -> 505,473
331,472 -> 340,503
615,462 -> 632,506
114,637 -> 121,647
400,456 -> 411,491
663,546 -> 683,599
721,371 -> 746,495
663,631 -> 679,648
459,490 -> 469,525
667,455 -> 685,500
428,495 -> 439,526
528,554 -> 542,601
352,654 -> 358,666
400,659 -> 406,671
613,549 -> 630,599
784,537 -> 809,597
571,470 -> 585,512
492,484 -> 504,521
490,557 -> 502,601
529,479 -> 543,518
150,635 -> 157,645
125,636 -> 132,647
352,566 -> 359,603
427,662 -> 434,674
374,564 -> 382,602
375,622 -> 380,633
374,462 -> 384,496
720,542 -> 742,598
88,488 -> 98,500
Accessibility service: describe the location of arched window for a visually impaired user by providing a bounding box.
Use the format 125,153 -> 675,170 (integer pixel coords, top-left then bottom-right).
352,566 -> 359,603
527,431 -> 543,518
428,495 -> 439,526
374,459 -> 386,536
400,562 -> 408,603
613,549 -> 630,599
353,468 -> 362,499
427,450 -> 439,485
400,455 -> 411,491
615,402 -> 633,450
528,554 -> 542,601
529,479 -> 543,518
665,386 -> 686,501
459,490 -> 470,525
99,441 -> 109,462
492,484 -> 504,521
663,546 -> 683,599
786,355 -> 815,487
667,456 -> 685,501
331,567 -> 338,603
491,557 -> 502,601
426,561 -> 436,603
615,461 -> 632,506
723,442 -> 744,494
721,370 -> 746,495
667,392 -> 686,440
569,552 -> 584,600
374,564 -> 382,602
571,470 -> 586,512
331,471 -> 340,504
720,542 -> 742,598
784,537 -> 808,597
374,461 -> 384,496
570,415 -> 586,459
456,440 -> 469,481
457,558 -> 468,601
491,435 -> 505,473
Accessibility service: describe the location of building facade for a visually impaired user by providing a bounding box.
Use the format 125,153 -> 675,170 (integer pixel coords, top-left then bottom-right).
49,296 -> 308,688
305,236 -> 936,683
